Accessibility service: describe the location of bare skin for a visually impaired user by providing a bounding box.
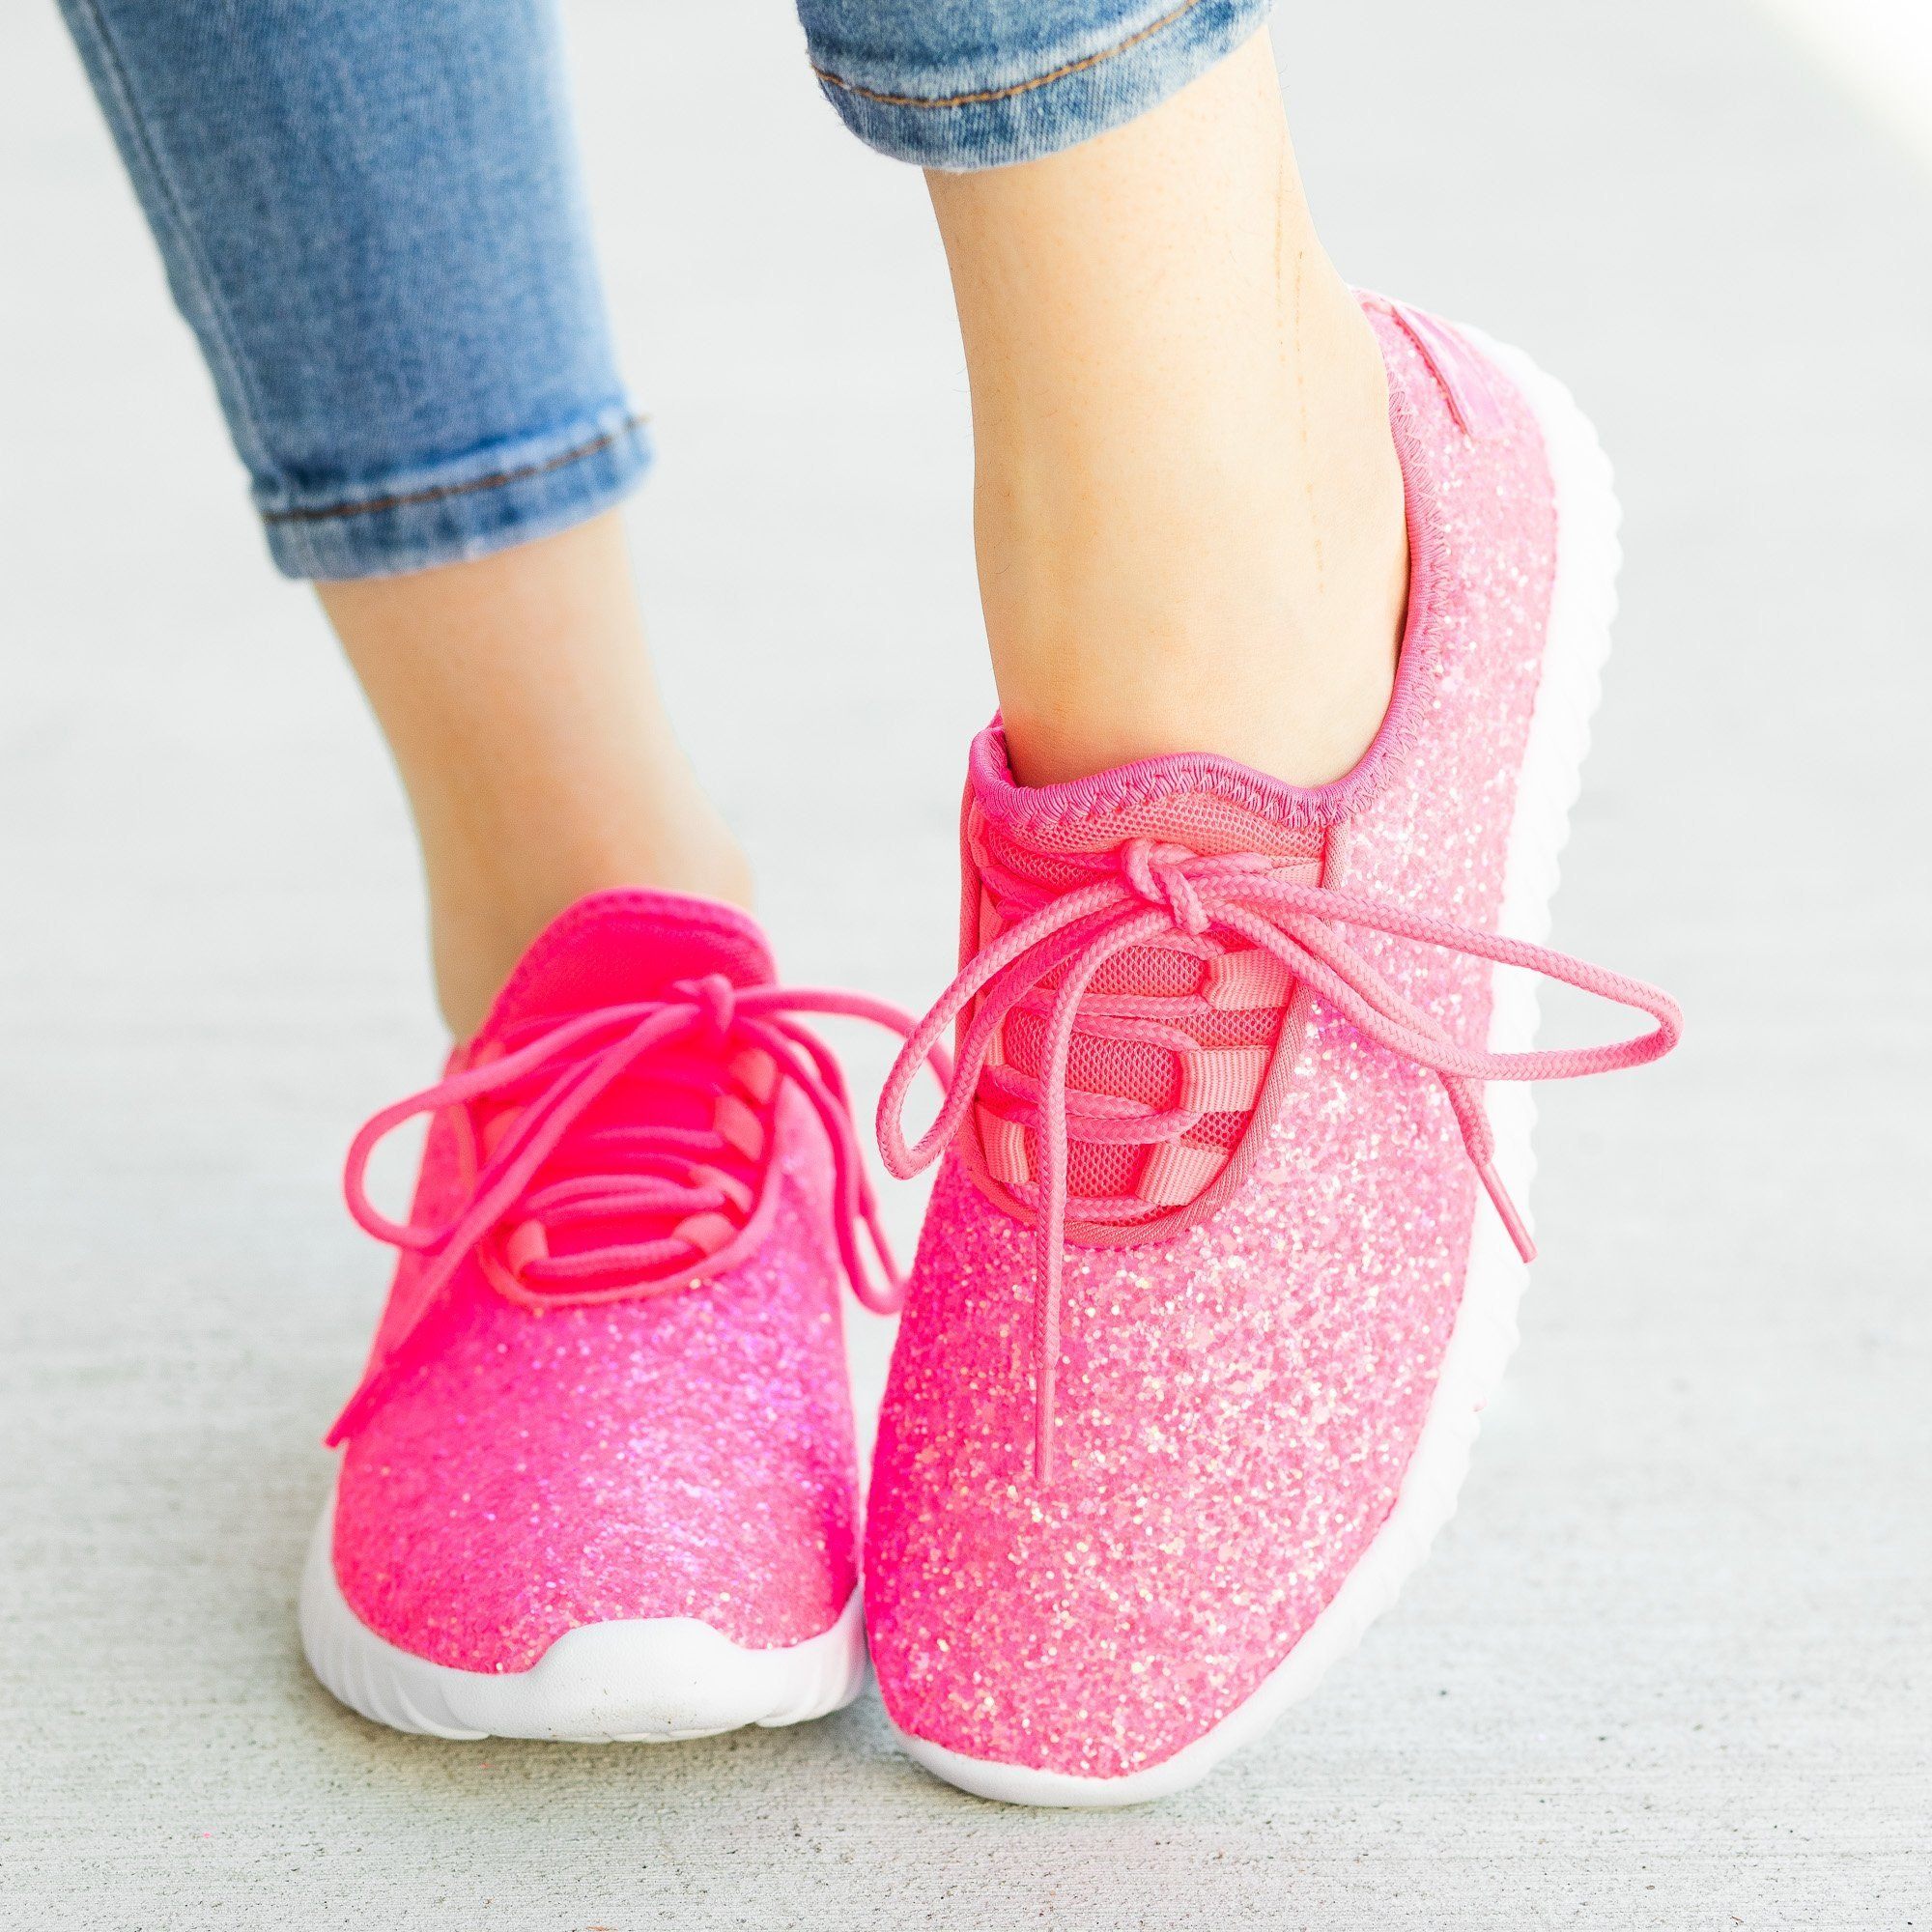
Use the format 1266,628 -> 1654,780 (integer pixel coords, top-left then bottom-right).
320,33 -> 1403,1031
926,30 -> 1408,788
322,512 -> 750,1037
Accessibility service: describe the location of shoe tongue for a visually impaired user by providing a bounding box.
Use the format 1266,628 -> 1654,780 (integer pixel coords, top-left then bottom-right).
463,891 -> 778,1288
476,889 -> 775,1041
966,723 -> 1326,867
963,724 -> 1324,1222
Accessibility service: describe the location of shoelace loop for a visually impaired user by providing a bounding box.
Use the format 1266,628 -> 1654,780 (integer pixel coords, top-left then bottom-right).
878,837 -> 1682,1480
328,974 -> 947,1447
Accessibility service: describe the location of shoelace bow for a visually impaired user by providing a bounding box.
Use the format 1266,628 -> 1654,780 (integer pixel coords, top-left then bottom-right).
327,974 -> 947,1446
878,838 -> 1682,1478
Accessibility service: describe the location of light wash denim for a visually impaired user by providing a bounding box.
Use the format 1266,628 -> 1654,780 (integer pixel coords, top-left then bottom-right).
58,0 -> 1272,581
801,0 -> 1272,170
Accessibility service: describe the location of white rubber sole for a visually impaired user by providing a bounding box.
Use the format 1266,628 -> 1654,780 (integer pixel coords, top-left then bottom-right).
298,1488 -> 867,1743
896,327 -> 1621,1807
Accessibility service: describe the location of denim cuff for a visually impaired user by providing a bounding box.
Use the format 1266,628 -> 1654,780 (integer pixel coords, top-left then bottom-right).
807,0 -> 1274,171
258,407 -> 652,582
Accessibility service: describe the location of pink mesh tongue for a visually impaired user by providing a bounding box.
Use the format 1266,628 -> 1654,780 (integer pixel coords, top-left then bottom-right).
470,890 -> 780,1280
965,730 -> 1323,1216
479,889 -> 774,1037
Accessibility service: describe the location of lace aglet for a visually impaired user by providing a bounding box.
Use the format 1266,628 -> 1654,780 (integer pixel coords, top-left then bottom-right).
1477,1161 -> 1537,1264
1034,1384 -> 1057,1486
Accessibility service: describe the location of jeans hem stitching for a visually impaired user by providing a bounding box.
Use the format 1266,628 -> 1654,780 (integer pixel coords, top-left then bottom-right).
262,416 -> 649,526
810,0 -> 1212,110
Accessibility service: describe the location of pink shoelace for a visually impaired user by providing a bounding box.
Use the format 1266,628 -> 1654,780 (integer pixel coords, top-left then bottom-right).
878,838 -> 1683,1477
328,974 -> 947,1447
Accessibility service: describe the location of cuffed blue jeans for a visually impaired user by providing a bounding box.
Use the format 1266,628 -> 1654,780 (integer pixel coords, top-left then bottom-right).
57,0 -> 1271,581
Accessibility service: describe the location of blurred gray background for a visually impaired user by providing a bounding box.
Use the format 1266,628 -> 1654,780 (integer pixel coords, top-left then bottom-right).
2,1 -> 1927,1926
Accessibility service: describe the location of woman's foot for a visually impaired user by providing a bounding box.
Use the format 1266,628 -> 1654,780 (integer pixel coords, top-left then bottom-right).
303,889 -> 916,1742
865,313 -> 1681,1803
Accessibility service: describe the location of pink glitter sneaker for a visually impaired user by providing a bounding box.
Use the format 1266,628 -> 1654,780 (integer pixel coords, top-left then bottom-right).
299,889 -> 933,1743
869,305 -> 1683,1804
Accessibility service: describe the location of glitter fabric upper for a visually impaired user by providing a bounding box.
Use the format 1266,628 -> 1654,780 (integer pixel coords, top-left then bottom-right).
329,892 -> 866,1672
864,308 -> 1568,1779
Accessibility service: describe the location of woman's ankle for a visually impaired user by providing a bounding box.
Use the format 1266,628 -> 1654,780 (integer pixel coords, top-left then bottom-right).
930,38 -> 1408,791
320,515 -> 755,1037
987,279 -> 1407,789
428,819 -> 754,1038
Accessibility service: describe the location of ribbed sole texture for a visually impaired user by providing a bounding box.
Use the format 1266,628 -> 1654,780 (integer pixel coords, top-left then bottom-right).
896,327 -> 1623,1807
299,1489 -> 867,1743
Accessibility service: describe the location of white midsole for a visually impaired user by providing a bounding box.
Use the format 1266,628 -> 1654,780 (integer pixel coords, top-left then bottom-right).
898,327 -> 1622,1806
299,1486 -> 867,1743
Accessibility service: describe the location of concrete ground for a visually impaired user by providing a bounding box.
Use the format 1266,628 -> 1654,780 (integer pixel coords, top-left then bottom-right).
2,2 -> 1926,1926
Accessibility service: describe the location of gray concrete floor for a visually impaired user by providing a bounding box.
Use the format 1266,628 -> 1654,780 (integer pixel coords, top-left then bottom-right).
2,2 -> 1927,1926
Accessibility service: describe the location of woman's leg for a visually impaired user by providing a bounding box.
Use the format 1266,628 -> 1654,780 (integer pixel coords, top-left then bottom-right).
926,36 -> 1406,788
324,518 -> 749,1035
57,0 -> 739,1033
810,1 -> 1680,1807
806,15 -> 1404,787
61,4 -> 883,1747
